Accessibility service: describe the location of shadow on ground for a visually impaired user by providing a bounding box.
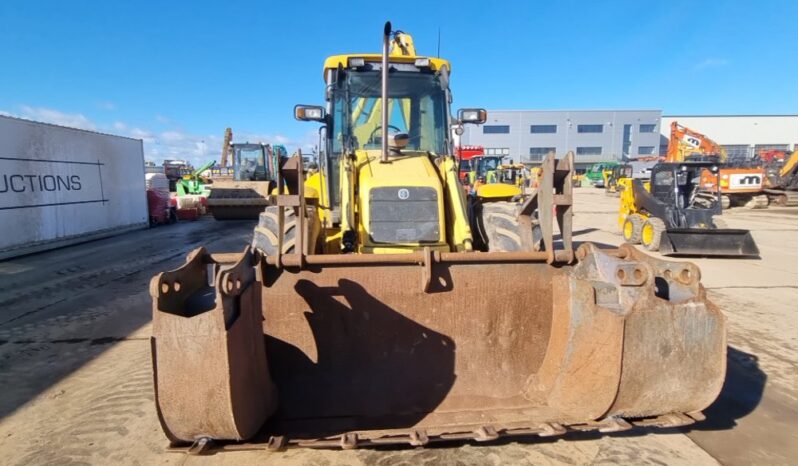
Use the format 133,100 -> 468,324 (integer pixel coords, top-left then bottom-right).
687,346 -> 766,431
0,219 -> 256,420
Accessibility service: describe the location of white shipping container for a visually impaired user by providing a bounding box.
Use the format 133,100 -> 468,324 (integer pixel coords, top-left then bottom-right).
0,115 -> 148,259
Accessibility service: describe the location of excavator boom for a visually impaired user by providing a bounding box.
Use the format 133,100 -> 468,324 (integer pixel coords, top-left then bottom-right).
665,121 -> 727,163
763,149 -> 798,205
220,127 -> 233,168
668,121 -> 767,207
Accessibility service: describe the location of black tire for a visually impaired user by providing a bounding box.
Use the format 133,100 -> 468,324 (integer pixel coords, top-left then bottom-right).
622,214 -> 645,244
641,217 -> 666,251
476,201 -> 541,252
252,206 -> 320,255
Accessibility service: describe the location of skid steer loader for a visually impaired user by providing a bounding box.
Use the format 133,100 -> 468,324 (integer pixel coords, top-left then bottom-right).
619,161 -> 759,257
150,23 -> 727,453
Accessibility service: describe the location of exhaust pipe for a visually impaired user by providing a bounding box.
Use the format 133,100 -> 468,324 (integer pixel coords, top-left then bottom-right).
381,21 -> 391,163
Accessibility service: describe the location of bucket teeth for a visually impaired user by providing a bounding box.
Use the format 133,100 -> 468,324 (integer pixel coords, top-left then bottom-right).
473,426 -> 500,442
409,429 -> 429,446
339,433 -> 359,450
266,436 -> 287,451
187,437 -> 213,456
537,423 -> 567,437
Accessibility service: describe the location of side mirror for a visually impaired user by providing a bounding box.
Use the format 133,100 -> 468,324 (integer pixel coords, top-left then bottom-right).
294,105 -> 326,122
457,108 -> 487,125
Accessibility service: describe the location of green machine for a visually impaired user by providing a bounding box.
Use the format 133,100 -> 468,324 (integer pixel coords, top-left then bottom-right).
175,160 -> 215,197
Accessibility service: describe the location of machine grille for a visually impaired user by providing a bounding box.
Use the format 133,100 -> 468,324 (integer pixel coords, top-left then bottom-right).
369,187 -> 440,243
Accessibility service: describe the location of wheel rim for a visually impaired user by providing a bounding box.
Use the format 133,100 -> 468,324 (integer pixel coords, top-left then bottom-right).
623,220 -> 633,240
641,223 -> 654,246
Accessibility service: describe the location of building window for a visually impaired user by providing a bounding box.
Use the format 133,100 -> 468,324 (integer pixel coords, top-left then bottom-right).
639,124 -> 657,133
486,147 -> 510,156
483,125 -> 510,134
529,147 -> 556,160
577,124 -> 603,133
724,145 -> 751,159
530,124 -> 557,134
638,146 -> 655,155
576,146 -> 602,156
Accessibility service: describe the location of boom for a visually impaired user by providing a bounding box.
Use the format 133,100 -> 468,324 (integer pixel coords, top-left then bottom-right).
220,127 -> 233,168
665,121 -> 727,162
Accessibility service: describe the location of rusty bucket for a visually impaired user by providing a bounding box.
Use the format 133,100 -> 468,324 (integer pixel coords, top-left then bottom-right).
206,180 -> 272,220
150,242 -> 725,450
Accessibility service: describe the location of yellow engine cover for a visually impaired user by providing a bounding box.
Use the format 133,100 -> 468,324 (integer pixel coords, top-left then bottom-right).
476,183 -> 522,200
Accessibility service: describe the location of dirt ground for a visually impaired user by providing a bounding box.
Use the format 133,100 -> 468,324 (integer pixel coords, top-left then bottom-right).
0,188 -> 796,465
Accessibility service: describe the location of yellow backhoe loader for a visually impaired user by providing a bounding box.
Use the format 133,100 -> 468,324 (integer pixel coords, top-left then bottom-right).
149,23 -> 726,453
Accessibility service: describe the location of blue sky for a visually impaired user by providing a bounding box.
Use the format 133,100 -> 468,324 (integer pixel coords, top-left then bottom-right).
1,0 -> 796,165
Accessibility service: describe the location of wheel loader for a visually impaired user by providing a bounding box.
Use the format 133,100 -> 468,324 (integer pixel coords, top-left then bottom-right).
604,163 -> 632,196
150,22 -> 727,453
619,161 -> 759,257
585,161 -> 619,187
467,156 -> 527,198
205,142 -> 286,220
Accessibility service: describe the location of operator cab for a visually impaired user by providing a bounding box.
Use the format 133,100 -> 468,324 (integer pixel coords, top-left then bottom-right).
650,162 -> 721,214
294,30 -> 485,229
231,143 -> 282,182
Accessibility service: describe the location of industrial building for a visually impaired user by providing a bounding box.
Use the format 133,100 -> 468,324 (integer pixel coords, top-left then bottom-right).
461,110 -> 798,169
459,109 -> 663,169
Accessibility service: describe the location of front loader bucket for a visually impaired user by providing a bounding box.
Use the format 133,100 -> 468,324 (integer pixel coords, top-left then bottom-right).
206,180 -> 272,220
660,228 -> 760,257
150,248 -> 278,443
151,243 -> 726,450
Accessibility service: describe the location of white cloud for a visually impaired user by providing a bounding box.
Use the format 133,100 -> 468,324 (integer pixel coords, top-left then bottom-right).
129,127 -> 156,143
694,58 -> 729,70
96,101 -> 116,111
7,104 -> 308,167
297,130 -> 321,154
160,130 -> 186,142
18,105 -> 97,131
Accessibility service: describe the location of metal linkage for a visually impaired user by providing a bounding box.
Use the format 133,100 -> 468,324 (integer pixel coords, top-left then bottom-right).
518,151 -> 575,264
